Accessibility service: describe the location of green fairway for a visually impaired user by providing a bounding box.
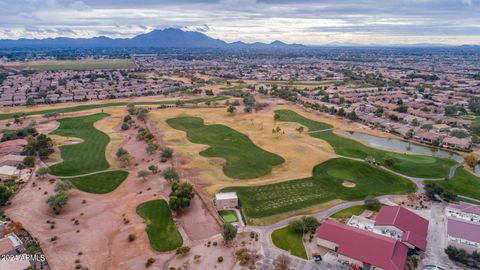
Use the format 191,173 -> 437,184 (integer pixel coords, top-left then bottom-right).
0,96 -> 227,121
275,109 -> 456,178
167,116 -> 285,179
66,170 -> 129,194
425,167 -> 480,200
223,158 -> 416,221
271,225 -> 307,259
136,200 -> 183,252
218,210 -> 238,223
49,113 -> 110,176
330,204 -> 383,219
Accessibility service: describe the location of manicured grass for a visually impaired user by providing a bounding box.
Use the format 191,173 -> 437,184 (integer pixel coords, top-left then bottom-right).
66,170 -> 129,194
271,225 -> 307,259
136,199 -> 183,252
167,116 -> 285,179
218,210 -> 238,223
20,59 -> 136,70
0,96 -> 227,121
275,109 -> 456,178
425,167 -> 480,200
223,158 -> 416,220
49,113 -> 111,176
330,204 -> 383,219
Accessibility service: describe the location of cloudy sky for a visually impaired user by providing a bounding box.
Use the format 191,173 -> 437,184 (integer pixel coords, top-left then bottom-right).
0,0 -> 479,45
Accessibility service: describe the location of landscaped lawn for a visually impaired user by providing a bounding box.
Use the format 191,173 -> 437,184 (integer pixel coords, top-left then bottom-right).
167,116 -> 285,179
218,210 -> 238,223
425,166 -> 480,201
275,109 -> 456,178
0,96 -> 227,121
136,199 -> 183,252
66,170 -> 129,194
222,158 -> 416,221
330,204 -> 383,219
49,113 -> 111,176
271,225 -> 307,259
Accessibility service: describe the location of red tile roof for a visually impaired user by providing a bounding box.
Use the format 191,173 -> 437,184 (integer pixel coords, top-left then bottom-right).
449,202 -> 480,216
375,206 -> 429,250
316,220 -> 408,270
448,218 -> 480,244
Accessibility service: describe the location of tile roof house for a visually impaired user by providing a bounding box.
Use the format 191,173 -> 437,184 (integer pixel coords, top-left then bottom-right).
316,219 -> 409,270
374,206 -> 429,251
446,202 -> 480,252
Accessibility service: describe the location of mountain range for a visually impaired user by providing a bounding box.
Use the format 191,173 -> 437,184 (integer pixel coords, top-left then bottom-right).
0,28 -> 305,50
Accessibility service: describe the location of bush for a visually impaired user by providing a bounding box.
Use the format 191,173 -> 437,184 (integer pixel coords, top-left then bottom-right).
128,234 -> 136,242
145,258 -> 155,267
175,246 -> 191,256
162,167 -> 180,182
161,147 -> 174,159
217,256 -> 224,263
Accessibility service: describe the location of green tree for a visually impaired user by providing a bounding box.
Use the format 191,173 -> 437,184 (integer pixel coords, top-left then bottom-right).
0,183 -> 12,205
162,167 -> 180,182
161,147 -> 174,159
221,222 -> 237,243
47,191 -> 69,214
23,156 -> 35,168
146,143 -> 158,155
289,219 -> 305,233
169,182 -> 194,212
365,195 -> 380,206
137,170 -> 151,181
148,165 -> 159,174
227,105 -> 236,115
35,167 -> 50,179
54,180 -> 74,192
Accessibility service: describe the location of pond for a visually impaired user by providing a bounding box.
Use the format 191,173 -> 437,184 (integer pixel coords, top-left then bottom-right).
340,131 -> 480,175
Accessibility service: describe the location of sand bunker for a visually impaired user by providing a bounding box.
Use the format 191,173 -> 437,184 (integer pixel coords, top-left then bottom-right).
342,181 -> 356,188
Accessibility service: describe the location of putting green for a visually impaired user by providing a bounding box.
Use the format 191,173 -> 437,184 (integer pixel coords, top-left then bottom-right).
275,109 -> 456,178
136,199 -> 183,252
223,158 -> 416,221
49,113 -> 110,176
167,116 -> 285,179
218,210 -> 238,223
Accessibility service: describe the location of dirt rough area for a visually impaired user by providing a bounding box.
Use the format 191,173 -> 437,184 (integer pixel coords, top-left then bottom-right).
5,112 -> 220,270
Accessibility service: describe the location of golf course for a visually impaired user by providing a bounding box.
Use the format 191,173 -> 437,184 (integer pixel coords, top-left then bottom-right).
166,116 -> 285,179
275,109 -> 456,178
136,199 -> 183,252
425,166 -> 480,201
0,96 -> 228,121
223,158 -> 416,224
49,113 -> 111,176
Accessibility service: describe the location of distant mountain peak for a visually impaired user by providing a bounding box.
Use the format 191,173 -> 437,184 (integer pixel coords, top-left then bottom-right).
0,28 -> 304,50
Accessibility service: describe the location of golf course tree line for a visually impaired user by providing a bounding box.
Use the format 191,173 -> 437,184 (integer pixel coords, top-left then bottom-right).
167,116 -> 285,179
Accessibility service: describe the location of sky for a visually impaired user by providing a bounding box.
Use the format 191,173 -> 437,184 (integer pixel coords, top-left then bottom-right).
0,0 -> 479,45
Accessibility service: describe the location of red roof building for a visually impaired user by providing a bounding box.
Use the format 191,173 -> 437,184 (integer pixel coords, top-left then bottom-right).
316,220 -> 409,270
375,206 -> 429,250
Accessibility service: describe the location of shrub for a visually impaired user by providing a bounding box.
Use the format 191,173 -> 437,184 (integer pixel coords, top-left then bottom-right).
128,234 -> 136,242
175,246 -> 191,256
217,256 -> 224,263
145,258 -> 155,267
